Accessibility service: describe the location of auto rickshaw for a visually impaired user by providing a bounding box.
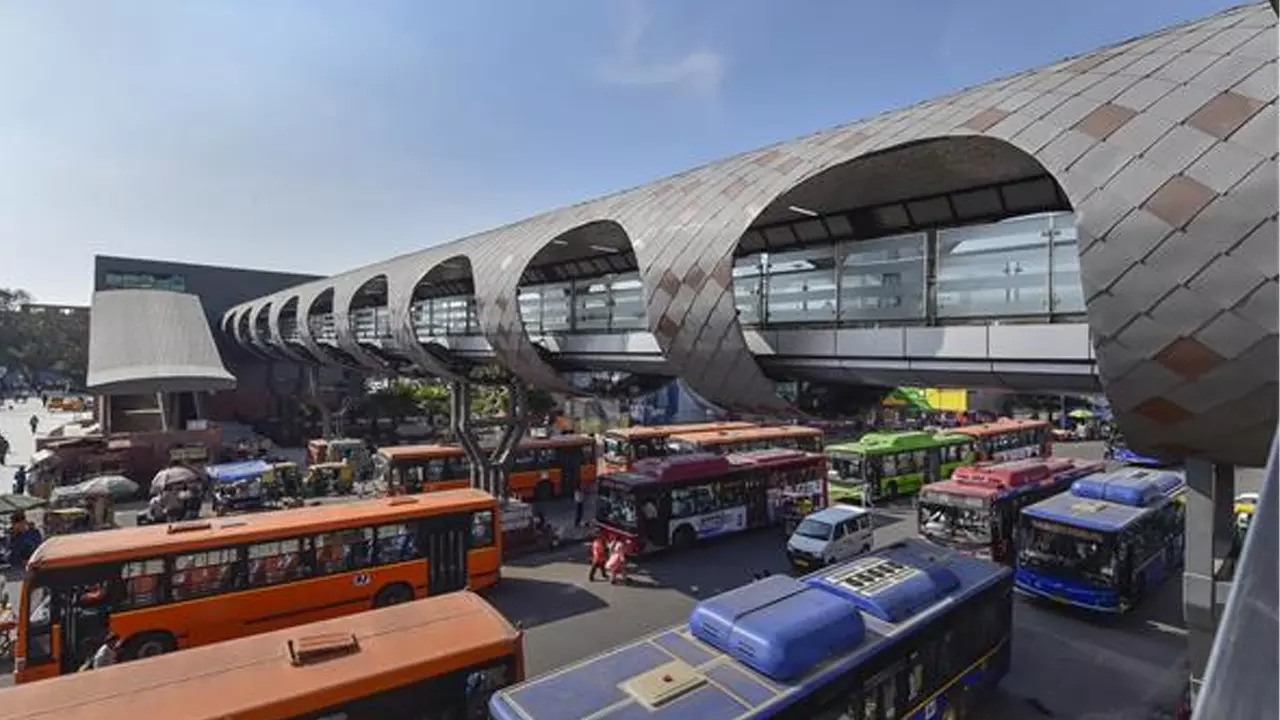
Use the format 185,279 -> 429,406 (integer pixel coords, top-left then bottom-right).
1235,492 -> 1257,538
271,461 -> 302,503
43,485 -> 116,536
308,438 -> 372,481
206,460 -> 272,515
302,461 -> 354,498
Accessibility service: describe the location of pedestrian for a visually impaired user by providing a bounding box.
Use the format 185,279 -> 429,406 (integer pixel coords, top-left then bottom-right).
588,534 -> 607,581
0,433 -> 8,465
29,415 -> 38,434
607,539 -> 629,585
13,466 -> 26,495
573,487 -> 584,527
85,633 -> 120,671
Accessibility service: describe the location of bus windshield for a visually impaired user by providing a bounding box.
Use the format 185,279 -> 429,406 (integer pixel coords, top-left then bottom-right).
828,453 -> 865,482
918,500 -> 992,547
1018,518 -> 1117,585
603,436 -> 630,464
597,483 -> 638,531
792,518 -> 833,541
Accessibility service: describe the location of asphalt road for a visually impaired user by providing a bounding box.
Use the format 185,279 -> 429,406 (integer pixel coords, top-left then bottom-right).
0,401 -> 1265,717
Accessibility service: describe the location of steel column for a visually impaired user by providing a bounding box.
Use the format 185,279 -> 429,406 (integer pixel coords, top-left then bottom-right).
1182,457 -> 1236,699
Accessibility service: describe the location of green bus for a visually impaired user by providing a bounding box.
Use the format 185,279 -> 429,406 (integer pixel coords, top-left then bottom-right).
826,431 -> 975,503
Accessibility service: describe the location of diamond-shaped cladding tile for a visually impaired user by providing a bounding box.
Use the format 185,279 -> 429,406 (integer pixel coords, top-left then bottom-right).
1155,336 -> 1226,380
1143,175 -> 1216,228
1187,91 -> 1268,139
1075,103 -> 1137,140
1131,397 -> 1194,425
684,266 -> 706,291
656,315 -> 680,340
963,108 -> 1010,132
658,270 -> 680,298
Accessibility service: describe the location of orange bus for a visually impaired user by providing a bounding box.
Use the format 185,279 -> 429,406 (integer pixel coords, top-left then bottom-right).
375,434 -> 596,501
15,488 -> 501,684
946,418 -> 1053,462
600,421 -> 757,473
666,424 -> 824,456
5,591 -> 523,720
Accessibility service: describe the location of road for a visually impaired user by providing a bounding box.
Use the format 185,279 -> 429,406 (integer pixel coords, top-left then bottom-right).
0,400 -> 1265,717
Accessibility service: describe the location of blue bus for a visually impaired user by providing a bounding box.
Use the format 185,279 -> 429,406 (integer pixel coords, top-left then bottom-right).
490,539 -> 1012,720
1015,468 -> 1185,613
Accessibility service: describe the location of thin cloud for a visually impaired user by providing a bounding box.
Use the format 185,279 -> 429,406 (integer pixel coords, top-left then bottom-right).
598,0 -> 726,99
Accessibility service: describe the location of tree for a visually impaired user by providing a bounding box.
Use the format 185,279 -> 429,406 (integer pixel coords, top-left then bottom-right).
0,288 -> 88,388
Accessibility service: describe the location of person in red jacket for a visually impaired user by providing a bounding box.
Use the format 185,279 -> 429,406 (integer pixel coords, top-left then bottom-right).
588,535 -> 607,582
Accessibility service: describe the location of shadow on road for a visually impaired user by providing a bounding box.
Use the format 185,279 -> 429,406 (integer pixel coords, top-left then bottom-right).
483,577 -> 609,630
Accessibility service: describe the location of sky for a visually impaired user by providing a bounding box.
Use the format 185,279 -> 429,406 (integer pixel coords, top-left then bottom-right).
0,0 -> 1247,304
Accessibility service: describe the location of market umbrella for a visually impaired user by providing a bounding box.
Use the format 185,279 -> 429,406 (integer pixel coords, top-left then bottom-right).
0,493 -> 46,514
73,474 -> 139,501
152,466 -> 201,493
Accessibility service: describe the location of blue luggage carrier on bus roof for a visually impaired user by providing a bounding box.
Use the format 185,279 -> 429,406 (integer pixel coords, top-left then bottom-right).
1069,468 -> 1183,508
688,575 -> 865,681
489,539 -> 1012,720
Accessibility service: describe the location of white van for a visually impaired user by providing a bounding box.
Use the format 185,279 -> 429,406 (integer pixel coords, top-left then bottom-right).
785,504 -> 874,572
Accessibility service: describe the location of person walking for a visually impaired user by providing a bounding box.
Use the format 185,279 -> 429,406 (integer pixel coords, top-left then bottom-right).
588,534 -> 607,582
607,539 -> 629,585
85,633 -> 120,671
28,415 -> 38,434
573,487 -> 585,527
12,466 -> 26,495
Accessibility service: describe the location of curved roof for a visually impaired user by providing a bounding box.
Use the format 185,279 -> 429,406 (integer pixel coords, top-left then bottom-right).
226,3 -> 1278,466
88,290 -> 236,394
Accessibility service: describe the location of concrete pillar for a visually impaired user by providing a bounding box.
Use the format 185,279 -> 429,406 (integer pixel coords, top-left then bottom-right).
1183,457 -> 1236,699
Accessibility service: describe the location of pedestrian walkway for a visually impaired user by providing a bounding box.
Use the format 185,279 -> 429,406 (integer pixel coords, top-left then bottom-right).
0,398 -> 59,493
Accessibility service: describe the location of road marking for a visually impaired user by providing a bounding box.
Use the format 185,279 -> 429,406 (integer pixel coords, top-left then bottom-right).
1146,620 -> 1189,637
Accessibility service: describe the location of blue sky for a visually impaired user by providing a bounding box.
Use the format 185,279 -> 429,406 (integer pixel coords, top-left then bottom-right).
0,0 -> 1244,304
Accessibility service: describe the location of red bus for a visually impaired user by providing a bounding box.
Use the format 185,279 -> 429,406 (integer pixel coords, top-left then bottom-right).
595,449 -> 827,554
946,418 -> 1053,462
600,422 -> 756,473
917,457 -> 1105,563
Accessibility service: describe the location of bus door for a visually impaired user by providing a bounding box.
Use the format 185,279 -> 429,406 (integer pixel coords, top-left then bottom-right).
559,446 -> 582,495
743,473 -> 768,528
925,448 -> 941,484
45,568 -> 115,674
421,514 -> 471,595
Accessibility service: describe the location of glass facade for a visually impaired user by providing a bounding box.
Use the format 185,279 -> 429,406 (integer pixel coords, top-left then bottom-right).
306,211 -> 1083,345
352,307 -> 391,342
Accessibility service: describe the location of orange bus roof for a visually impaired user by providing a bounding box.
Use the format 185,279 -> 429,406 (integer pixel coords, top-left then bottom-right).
667,424 -> 823,446
28,489 -> 496,571
604,422 -> 757,440
377,434 -> 593,461
946,418 -> 1052,438
5,591 -> 519,720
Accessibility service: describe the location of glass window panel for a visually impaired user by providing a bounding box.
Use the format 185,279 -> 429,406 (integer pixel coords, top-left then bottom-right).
906,196 -> 953,225
839,233 -> 926,322
825,214 -> 853,237
610,273 -> 645,330
1002,177 -> 1058,211
518,288 -> 542,335
574,279 -> 611,332
873,204 -> 911,229
541,282 -> 572,332
738,230 -> 767,254
315,527 -> 375,574
734,255 -> 765,326
937,214 -> 1052,318
794,219 -> 828,242
763,226 -> 796,248
951,187 -> 1004,219
1050,213 -> 1085,314
766,246 -> 837,324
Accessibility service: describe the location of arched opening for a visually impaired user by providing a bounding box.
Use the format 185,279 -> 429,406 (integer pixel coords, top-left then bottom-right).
236,309 -> 254,347
348,273 -> 414,373
253,303 -> 280,356
515,220 -> 668,398
731,135 -> 1077,417
307,288 -> 361,368
409,256 -> 480,372
279,295 -> 323,363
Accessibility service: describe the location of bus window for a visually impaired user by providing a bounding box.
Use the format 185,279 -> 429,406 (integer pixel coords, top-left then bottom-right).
426,459 -> 446,483
671,485 -> 716,518
375,524 -> 420,563
597,485 -> 638,530
315,528 -> 374,574
247,539 -> 309,587
25,586 -> 54,663
882,454 -> 898,476
172,549 -> 241,601
470,511 -> 495,549
119,559 -> 166,609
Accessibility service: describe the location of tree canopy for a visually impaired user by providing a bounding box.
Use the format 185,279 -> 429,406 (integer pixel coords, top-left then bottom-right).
0,288 -> 89,388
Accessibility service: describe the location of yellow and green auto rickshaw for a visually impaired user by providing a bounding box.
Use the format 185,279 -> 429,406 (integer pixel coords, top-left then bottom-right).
302,461 -> 355,497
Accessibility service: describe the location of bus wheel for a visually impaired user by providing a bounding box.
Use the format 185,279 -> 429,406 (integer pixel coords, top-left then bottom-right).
673,525 -> 696,550
373,583 -> 414,608
122,631 -> 176,660
535,481 -> 554,502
